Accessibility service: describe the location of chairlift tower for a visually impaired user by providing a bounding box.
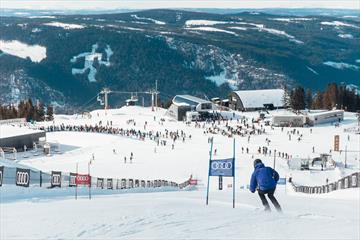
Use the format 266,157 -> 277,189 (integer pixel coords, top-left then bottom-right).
97,88 -> 112,110
96,81 -> 159,110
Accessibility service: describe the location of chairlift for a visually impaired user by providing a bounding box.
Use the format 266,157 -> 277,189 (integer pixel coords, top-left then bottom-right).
97,94 -> 104,105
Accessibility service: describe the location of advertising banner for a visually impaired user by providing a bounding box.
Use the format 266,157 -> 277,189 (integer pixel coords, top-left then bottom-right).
16,168 -> 30,187
69,173 -> 76,187
107,178 -> 113,189
51,171 -> 62,188
209,158 -> 234,177
97,178 -> 104,189
76,174 -> 91,186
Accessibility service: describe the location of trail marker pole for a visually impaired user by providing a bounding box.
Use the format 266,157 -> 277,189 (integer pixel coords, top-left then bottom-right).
206,140 -> 213,205
88,161 -> 91,200
206,138 -> 236,208
232,138 -> 236,209
75,163 -> 78,200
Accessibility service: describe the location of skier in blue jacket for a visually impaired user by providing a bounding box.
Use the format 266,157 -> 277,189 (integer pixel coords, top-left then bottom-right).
250,159 -> 282,212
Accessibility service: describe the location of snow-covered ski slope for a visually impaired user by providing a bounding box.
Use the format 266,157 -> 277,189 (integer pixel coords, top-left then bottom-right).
1,106 -> 359,239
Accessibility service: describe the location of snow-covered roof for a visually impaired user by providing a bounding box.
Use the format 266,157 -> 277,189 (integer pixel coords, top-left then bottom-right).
173,95 -> 211,106
0,125 -> 44,139
233,89 -> 284,109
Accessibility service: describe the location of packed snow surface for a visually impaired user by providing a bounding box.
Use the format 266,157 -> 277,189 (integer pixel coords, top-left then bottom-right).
235,22 -> 303,44
321,21 -> 359,28
0,40 -> 46,62
0,124 -> 43,138
28,15 -> 56,19
205,70 -> 238,90
1,187 -> 359,239
44,22 -> 85,29
71,43 -> 113,82
185,27 -> 238,36
338,33 -> 354,39
306,66 -> 319,75
270,17 -> 314,22
131,14 -> 165,25
1,106 -> 359,239
185,20 -> 228,26
228,26 -> 247,31
323,61 -> 360,70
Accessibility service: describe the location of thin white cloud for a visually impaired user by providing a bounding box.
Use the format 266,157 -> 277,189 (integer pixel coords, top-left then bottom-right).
2,0 -> 358,10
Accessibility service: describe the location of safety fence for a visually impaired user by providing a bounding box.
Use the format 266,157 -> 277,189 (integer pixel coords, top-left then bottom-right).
290,172 -> 360,194
0,165 -> 194,190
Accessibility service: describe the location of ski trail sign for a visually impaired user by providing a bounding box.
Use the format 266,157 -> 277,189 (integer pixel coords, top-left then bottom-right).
206,138 -> 236,208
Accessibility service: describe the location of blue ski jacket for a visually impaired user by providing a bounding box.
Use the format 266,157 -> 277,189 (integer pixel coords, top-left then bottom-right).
250,163 -> 279,193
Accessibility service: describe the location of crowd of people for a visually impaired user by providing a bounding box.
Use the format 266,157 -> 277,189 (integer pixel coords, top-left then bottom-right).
39,119 -> 193,156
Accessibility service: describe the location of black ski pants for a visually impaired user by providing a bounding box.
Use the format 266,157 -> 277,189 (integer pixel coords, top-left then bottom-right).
257,188 -> 282,212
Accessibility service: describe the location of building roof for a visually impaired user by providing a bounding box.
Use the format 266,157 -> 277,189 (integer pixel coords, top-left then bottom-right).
173,95 -> 211,106
0,124 -> 45,139
232,89 -> 284,109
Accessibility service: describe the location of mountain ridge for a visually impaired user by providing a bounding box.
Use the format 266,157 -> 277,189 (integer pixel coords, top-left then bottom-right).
0,9 -> 359,111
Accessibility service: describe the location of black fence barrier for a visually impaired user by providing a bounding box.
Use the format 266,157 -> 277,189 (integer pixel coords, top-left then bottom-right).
16,168 -> 30,187
0,165 -> 194,193
121,179 -> 126,189
69,173 -> 76,187
291,172 -> 360,194
107,178 -> 113,189
51,171 -> 62,188
97,178 -> 104,189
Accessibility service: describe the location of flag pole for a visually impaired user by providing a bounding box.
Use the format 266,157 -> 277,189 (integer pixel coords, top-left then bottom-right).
75,163 -> 78,200
206,139 -> 213,205
233,138 -> 236,208
88,161 -> 91,200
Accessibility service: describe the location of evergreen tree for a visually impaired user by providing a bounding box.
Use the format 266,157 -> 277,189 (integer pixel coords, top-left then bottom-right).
312,91 -> 323,109
322,90 -> 332,110
281,85 -> 291,108
36,102 -> 46,121
46,105 -> 54,121
290,87 -> 305,110
305,89 -> 313,110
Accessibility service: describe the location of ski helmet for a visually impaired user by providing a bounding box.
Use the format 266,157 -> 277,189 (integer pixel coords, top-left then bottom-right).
253,159 -> 262,168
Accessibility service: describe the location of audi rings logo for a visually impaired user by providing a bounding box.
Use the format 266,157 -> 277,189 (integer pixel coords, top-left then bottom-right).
97,178 -> 104,188
211,161 -> 233,170
17,172 -> 29,184
77,176 -> 89,181
16,168 -> 30,187
52,175 -> 61,183
51,171 -> 62,187
69,173 -> 76,187
107,179 -> 113,189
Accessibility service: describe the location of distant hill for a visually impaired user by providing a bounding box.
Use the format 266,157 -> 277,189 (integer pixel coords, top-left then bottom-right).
0,9 -> 359,111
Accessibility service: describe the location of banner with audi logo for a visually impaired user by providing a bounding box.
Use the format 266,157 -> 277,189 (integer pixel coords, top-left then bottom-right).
51,171 -> 62,188
107,178 -> 113,189
69,173 -> 77,187
16,168 -> 30,187
97,178 -> 104,189
76,174 -> 91,186
209,158 -> 235,177
0,166 -> 3,187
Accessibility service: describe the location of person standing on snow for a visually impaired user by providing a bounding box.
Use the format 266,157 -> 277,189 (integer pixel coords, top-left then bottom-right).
250,159 -> 282,212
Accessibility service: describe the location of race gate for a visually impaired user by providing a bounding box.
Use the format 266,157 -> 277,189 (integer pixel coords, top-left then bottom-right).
206,138 -> 236,208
